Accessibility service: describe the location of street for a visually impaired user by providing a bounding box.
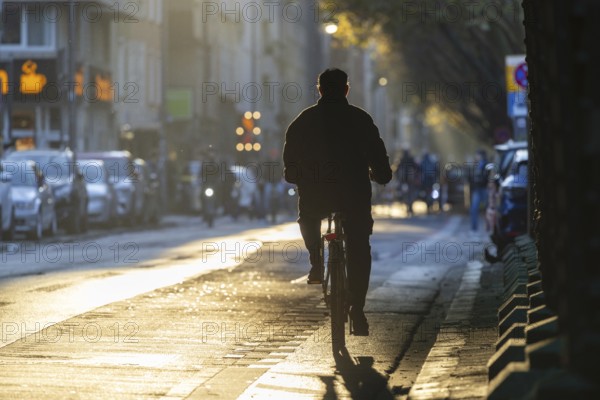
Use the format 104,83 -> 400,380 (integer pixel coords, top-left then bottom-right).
0,207 -> 499,399
1,0 -> 596,397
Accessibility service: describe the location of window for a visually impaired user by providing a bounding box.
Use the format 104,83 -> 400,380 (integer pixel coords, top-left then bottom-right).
0,4 -> 56,49
0,5 -> 21,44
12,111 -> 35,130
49,108 -> 61,130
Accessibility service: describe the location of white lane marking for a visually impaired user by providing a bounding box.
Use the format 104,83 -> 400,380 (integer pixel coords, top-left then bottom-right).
290,275 -> 309,284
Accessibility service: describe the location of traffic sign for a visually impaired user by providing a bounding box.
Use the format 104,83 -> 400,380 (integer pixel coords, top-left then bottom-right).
514,63 -> 528,89
505,55 -> 528,118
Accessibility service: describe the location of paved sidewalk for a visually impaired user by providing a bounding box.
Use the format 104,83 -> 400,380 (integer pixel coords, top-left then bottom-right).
408,231 -> 503,399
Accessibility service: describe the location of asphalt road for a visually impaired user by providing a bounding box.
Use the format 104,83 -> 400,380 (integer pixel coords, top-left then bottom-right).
0,208 -> 491,399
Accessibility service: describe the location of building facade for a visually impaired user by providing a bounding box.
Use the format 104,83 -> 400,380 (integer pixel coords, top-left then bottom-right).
1,1 -> 395,165
0,0 -> 164,158
164,0 -> 328,166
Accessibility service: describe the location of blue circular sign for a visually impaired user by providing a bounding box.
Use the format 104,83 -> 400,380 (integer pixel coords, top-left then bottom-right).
515,63 -> 528,88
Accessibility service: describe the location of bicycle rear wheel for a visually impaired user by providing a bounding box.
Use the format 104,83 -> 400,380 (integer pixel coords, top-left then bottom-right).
329,240 -> 346,350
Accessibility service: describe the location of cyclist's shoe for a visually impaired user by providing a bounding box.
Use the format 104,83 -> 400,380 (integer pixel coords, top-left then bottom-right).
307,266 -> 322,284
350,308 -> 369,336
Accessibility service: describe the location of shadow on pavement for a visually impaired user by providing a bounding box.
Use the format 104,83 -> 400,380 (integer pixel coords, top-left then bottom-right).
322,346 -> 395,399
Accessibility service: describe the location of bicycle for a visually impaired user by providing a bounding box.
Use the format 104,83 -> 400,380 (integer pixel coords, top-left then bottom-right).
319,212 -> 352,350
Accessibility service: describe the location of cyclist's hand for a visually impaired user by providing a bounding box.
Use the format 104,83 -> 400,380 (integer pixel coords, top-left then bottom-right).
369,168 -> 382,183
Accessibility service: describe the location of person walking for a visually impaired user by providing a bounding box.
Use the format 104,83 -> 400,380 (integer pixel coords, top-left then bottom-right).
283,68 -> 392,335
395,148 -> 419,217
469,149 -> 489,234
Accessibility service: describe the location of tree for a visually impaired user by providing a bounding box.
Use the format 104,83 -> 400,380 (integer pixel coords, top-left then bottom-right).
325,0 -> 526,143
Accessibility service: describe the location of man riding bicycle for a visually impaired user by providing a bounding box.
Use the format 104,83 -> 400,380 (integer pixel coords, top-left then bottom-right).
283,68 -> 392,336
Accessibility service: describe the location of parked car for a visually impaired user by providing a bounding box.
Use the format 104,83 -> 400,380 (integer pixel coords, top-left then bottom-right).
177,160 -> 202,214
79,151 -> 143,226
134,158 -> 161,224
5,149 -> 88,234
493,140 -> 527,181
78,159 -> 118,226
0,167 -> 16,240
492,149 -> 529,250
1,161 -> 57,239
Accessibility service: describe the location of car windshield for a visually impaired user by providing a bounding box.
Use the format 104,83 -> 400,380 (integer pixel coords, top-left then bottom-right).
498,150 -> 517,178
5,168 -> 37,187
78,161 -> 108,184
8,153 -> 72,185
96,157 -> 135,181
514,162 -> 528,184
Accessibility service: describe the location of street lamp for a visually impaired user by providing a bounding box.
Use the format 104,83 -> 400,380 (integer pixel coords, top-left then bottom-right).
67,0 -> 76,150
325,20 -> 338,35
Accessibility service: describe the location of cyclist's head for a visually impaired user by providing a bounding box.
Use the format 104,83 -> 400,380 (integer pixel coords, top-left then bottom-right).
318,68 -> 349,97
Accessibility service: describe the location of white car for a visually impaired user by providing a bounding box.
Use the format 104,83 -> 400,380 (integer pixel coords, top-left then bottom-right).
1,161 -> 57,240
0,168 -> 16,240
78,159 -> 118,226
79,151 -> 142,226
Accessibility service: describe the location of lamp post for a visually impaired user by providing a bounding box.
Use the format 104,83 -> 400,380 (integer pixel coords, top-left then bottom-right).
67,0 -> 76,151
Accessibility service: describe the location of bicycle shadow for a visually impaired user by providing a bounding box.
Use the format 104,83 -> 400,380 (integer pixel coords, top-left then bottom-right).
322,346 -> 395,399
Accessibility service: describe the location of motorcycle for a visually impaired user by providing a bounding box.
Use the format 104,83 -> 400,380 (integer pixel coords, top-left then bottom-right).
418,182 -> 441,214
202,186 -> 217,227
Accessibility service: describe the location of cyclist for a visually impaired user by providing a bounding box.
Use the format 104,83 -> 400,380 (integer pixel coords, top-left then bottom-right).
283,68 -> 392,335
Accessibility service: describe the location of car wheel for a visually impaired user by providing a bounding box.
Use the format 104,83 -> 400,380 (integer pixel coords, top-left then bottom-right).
2,208 -> 16,240
81,203 -> 89,233
492,224 -> 508,255
127,211 -> 137,227
45,211 -> 58,237
29,212 -> 43,240
67,204 -> 83,234
125,199 -> 137,227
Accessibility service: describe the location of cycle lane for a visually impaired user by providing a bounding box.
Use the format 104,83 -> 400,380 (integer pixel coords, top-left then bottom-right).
235,215 -> 478,399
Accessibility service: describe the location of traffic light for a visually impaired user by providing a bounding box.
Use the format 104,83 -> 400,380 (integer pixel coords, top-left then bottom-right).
236,111 -> 261,152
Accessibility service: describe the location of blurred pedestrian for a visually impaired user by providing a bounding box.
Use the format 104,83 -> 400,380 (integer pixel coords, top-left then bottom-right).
419,150 -> 439,213
395,148 -> 419,217
485,163 -> 500,233
469,149 -> 488,233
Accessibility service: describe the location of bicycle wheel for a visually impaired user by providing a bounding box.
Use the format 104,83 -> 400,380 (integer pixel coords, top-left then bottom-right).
329,240 -> 346,350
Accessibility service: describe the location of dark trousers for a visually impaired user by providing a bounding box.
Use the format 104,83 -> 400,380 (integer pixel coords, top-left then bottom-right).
299,212 -> 373,311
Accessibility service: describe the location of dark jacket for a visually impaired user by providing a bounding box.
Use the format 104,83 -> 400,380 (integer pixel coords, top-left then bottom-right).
283,96 -> 392,217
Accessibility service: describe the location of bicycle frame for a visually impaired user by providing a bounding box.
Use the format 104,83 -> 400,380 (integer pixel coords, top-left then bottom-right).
320,212 -> 351,350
